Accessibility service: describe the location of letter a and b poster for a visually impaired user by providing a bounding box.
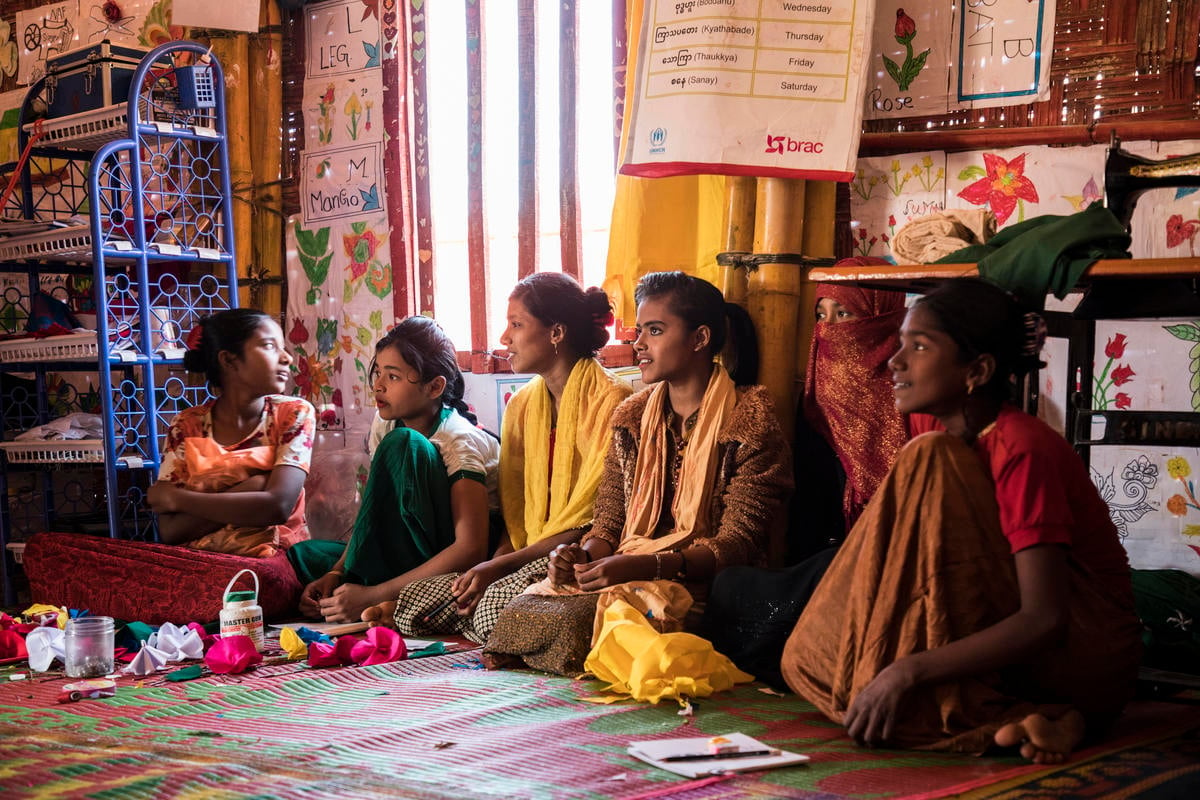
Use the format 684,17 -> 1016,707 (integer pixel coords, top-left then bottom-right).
621,0 -> 875,181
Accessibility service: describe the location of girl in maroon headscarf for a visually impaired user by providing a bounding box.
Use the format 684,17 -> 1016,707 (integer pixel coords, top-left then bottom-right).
804,259 -> 912,529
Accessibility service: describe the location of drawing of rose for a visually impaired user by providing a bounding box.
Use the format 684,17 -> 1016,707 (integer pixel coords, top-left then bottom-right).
882,9 -> 930,92
1111,364 -> 1135,386
1093,331 -> 1134,410
1105,333 -> 1128,359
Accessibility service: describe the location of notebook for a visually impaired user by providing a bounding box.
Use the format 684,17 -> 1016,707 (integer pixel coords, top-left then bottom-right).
627,732 -> 809,778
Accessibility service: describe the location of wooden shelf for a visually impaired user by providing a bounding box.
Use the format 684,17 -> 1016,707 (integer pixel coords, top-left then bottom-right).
806,258 -> 1200,294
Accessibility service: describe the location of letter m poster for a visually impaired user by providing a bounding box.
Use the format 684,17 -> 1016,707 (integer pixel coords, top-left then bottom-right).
621,0 -> 875,181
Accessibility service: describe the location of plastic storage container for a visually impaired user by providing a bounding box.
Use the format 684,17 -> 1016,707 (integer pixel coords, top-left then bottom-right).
64,616 -> 115,677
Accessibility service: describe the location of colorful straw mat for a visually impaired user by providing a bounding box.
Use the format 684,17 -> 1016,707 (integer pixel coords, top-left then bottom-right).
1,651 -> 1196,799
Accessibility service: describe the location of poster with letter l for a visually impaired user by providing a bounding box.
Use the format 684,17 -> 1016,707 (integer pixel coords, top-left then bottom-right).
621,0 -> 875,182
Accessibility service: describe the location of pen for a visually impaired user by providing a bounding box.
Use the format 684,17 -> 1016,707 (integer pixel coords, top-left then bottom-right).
660,748 -> 779,762
417,596 -> 458,626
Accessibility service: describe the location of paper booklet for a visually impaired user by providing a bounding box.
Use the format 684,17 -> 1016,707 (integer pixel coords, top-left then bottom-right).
627,732 -> 809,779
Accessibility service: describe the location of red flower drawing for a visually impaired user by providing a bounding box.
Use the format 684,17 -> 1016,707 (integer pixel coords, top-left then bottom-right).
957,153 -> 1040,225
1166,214 -> 1199,251
288,318 -> 310,345
1111,364 -> 1135,386
1105,333 -> 1127,359
1114,392 -> 1132,410
343,227 -> 382,281
894,9 -> 917,42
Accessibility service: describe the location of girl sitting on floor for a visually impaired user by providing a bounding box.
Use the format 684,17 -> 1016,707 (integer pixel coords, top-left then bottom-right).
702,272 -> 915,687
363,273 -> 632,642
23,308 -> 315,625
148,307 -> 316,557
781,277 -> 1141,763
483,271 -> 793,676
295,316 -> 500,622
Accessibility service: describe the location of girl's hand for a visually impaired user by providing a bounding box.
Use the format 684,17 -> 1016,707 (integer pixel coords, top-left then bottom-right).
844,660 -> 918,746
318,582 -> 379,623
299,572 -> 342,619
147,482 -> 181,513
451,560 -> 505,615
574,554 -> 650,591
549,544 -> 588,587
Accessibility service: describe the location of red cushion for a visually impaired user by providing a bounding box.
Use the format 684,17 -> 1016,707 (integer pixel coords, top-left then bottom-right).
23,532 -> 302,625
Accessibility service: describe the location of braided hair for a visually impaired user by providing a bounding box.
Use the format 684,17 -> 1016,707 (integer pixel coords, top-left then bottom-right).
370,316 -> 477,425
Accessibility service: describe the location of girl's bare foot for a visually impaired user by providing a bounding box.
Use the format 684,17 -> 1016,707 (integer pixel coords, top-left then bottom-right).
362,600 -> 398,629
994,709 -> 1086,764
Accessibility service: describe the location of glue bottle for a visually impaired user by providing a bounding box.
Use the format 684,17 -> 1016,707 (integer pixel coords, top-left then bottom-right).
219,569 -> 264,651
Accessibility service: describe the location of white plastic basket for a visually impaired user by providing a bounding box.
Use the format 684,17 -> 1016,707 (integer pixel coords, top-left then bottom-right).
0,331 -> 99,363
23,104 -> 129,151
0,224 -> 93,262
0,439 -> 105,464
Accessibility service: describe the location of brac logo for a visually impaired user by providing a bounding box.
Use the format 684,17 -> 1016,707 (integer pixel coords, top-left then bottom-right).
764,133 -> 824,154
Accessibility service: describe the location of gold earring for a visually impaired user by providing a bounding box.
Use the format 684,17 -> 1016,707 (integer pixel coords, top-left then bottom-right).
967,383 -> 975,395
553,341 -> 559,356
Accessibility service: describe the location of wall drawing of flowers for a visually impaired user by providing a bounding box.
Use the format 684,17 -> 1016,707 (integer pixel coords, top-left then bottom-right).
1165,212 -> 1199,256
1165,456 -> 1200,559
883,9 -> 929,92
1094,332 -> 1134,410
956,153 -> 1040,225
1163,321 -> 1200,411
1091,455 -> 1157,539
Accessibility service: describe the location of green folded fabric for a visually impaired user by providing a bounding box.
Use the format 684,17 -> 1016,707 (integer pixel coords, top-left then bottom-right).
937,202 -> 1131,309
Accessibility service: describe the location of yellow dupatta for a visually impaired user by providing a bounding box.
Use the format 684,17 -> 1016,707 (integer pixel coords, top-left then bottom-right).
618,365 -> 737,555
500,358 -> 632,549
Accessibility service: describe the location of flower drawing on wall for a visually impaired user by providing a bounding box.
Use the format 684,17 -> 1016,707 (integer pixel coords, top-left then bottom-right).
288,316 -> 343,430
1092,455 -> 1157,538
1163,321 -> 1200,411
957,153 -> 1040,225
317,84 -> 336,145
1093,332 -> 1134,410
1165,213 -> 1200,256
1165,456 -> 1200,559
343,221 -> 392,302
853,226 -> 888,257
852,169 -> 881,202
294,222 -> 333,305
1061,176 -> 1102,212
883,9 -> 930,92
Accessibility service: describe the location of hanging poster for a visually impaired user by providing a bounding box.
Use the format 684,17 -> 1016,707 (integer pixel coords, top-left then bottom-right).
621,0 -> 875,181
305,0 -> 382,80
16,2 -> 82,85
865,0 -> 1056,120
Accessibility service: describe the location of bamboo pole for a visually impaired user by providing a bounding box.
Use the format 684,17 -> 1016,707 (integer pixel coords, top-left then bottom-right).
747,177 -> 805,440
208,34 -> 253,309
719,175 -> 755,306
795,180 -> 836,384
248,1 -> 283,316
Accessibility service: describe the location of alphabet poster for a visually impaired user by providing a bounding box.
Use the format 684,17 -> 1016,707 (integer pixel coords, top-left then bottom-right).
305,0 -> 382,79
621,0 -> 875,181
865,0 -> 1056,120
16,0 -> 172,85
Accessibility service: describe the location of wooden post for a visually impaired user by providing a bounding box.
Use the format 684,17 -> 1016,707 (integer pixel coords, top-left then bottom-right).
208,34 -> 253,309
720,175 -> 755,306
747,177 -> 805,438
249,1 -> 283,316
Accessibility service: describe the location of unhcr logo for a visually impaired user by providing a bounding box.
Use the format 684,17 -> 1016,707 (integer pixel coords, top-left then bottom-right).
650,127 -> 667,154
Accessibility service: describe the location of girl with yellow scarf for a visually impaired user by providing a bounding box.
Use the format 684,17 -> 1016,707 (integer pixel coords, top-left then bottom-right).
364,273 -> 632,642
484,272 -> 793,675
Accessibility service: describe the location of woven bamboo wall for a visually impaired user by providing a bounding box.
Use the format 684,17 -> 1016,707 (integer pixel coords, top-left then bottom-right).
865,0 -> 1200,134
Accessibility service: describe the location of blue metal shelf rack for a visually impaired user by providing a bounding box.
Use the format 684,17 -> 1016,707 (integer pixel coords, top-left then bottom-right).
0,41 -> 238,604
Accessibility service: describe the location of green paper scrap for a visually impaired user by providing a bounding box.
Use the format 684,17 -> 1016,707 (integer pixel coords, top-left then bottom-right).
166,665 -> 205,682
409,642 -> 448,658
